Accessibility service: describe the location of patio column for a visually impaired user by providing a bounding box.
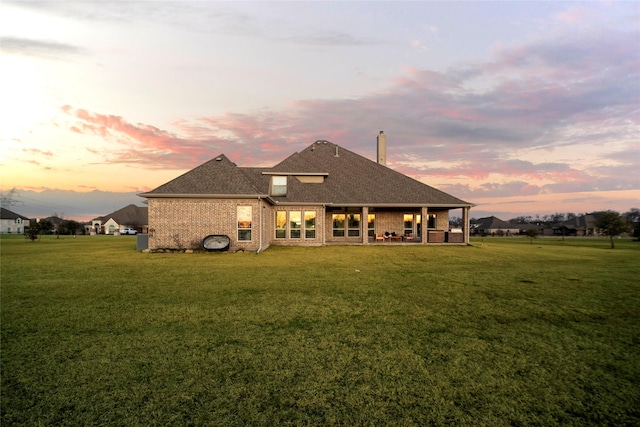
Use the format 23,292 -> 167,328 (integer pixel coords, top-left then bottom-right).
421,206 -> 428,244
463,206 -> 470,244
362,206 -> 369,245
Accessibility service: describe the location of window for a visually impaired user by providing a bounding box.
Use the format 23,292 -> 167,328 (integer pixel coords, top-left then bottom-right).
427,214 -> 436,229
347,214 -> 361,237
275,210 -> 316,239
332,214 -> 345,237
404,214 -> 414,237
305,211 -> 316,238
403,214 -> 421,238
237,206 -> 252,241
271,176 -> 287,196
290,211 -> 301,239
367,214 -> 375,237
275,211 -> 286,239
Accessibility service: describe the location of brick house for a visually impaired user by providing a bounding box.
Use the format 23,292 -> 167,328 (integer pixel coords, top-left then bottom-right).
140,138 -> 473,251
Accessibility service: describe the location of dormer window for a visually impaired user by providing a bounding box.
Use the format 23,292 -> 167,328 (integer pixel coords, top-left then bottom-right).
271,176 -> 287,196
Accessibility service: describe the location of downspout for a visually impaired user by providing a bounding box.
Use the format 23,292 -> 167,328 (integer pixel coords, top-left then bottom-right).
322,204 -> 326,246
256,197 -> 263,253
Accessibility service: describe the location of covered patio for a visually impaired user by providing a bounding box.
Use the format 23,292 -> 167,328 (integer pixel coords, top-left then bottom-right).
324,205 -> 471,245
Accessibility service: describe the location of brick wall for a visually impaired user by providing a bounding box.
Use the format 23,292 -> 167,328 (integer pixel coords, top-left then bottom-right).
147,199 -> 459,251
148,198 -> 267,251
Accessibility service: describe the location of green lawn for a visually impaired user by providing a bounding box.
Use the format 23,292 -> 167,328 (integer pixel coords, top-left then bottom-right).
2,235 -> 639,426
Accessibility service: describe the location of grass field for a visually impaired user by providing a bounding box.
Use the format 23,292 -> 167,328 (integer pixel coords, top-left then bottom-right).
1,235 -> 639,426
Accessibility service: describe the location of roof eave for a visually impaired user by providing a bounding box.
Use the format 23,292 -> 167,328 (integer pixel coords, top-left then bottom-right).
139,193 -> 268,199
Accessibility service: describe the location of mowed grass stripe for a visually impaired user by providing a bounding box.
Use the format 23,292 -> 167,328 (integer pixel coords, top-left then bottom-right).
1,235 -> 639,425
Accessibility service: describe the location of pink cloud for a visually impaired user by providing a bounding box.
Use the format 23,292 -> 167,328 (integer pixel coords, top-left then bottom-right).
58,26 -> 638,201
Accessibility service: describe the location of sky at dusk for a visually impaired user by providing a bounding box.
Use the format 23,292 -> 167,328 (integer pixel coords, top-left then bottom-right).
1,1 -> 639,221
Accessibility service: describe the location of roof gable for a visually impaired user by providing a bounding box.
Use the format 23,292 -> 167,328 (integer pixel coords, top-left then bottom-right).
269,141 -> 470,206
1,207 -> 29,220
142,155 -> 263,197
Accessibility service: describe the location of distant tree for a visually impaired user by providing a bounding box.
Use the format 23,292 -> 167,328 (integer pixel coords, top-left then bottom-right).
623,208 -> 640,240
61,220 -> 80,235
595,210 -> 630,249
449,216 -> 462,228
38,219 -> 53,235
26,220 -> 41,241
0,187 -> 23,208
524,228 -> 538,245
509,216 -> 533,224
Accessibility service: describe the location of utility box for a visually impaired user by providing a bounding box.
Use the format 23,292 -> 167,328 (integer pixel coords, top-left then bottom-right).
136,234 -> 149,250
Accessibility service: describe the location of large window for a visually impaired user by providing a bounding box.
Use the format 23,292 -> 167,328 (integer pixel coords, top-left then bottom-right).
290,211 -> 302,239
403,214 -> 422,238
427,213 -> 436,229
347,214 -> 361,237
237,206 -> 252,241
332,212 -> 361,237
275,210 -> 316,239
404,214 -> 414,236
332,214 -> 345,237
275,211 -> 286,239
305,211 -> 316,238
367,214 -> 375,237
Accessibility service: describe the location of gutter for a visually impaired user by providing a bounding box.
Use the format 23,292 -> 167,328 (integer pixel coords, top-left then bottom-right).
139,193 -> 268,199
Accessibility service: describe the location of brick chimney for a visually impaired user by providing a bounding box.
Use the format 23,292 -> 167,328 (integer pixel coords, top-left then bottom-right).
377,131 -> 386,166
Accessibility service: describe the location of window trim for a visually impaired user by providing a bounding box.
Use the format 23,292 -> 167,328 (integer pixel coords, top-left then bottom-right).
271,176 -> 287,196
237,206 -> 252,241
275,210 -> 317,240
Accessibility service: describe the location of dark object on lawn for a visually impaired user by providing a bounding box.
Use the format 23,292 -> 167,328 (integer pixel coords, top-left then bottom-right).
202,235 -> 230,251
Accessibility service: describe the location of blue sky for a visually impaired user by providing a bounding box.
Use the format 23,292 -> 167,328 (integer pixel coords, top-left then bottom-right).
1,1 -> 638,220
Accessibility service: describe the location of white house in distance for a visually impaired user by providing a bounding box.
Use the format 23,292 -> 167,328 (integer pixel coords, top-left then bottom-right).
0,207 -> 30,234
91,204 -> 148,235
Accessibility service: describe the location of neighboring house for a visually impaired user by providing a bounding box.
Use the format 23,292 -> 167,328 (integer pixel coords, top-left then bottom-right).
0,207 -> 30,234
140,139 -> 474,251
550,213 -> 600,236
92,204 -> 148,235
471,216 -> 520,236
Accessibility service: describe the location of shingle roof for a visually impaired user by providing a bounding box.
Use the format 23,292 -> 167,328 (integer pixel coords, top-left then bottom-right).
0,207 -> 30,220
141,141 -> 472,207
557,214 -> 598,230
93,204 -> 148,225
141,155 -> 264,196
473,216 -> 513,230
